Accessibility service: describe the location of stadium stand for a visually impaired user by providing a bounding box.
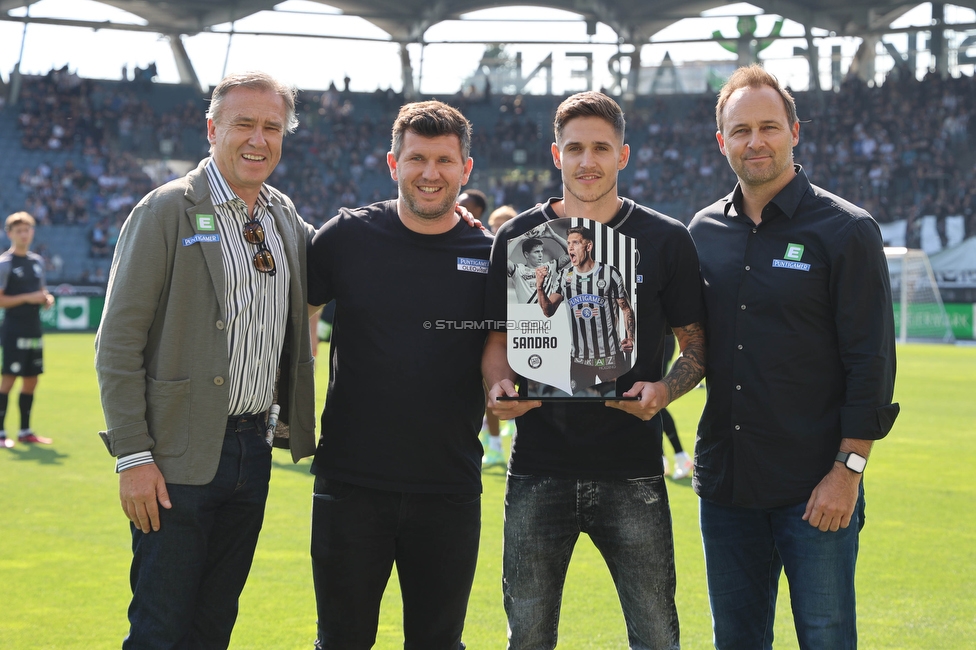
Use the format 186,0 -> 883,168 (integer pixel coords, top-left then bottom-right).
1,68 -> 974,285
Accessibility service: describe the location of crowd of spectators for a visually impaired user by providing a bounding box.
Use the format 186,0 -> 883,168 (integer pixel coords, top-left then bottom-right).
15,66 -> 206,160
791,72 -> 976,248
609,71 -> 976,242
16,151 -> 153,230
4,67 -> 975,285
253,86 -> 553,226
267,87 -> 394,227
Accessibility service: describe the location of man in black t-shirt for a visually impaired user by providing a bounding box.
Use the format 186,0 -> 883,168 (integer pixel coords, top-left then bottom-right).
0,212 -> 54,448
307,101 -> 491,649
483,92 -> 706,649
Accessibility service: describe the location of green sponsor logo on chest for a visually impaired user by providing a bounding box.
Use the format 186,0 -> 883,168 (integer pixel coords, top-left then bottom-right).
196,214 -> 216,231
784,243 -> 805,261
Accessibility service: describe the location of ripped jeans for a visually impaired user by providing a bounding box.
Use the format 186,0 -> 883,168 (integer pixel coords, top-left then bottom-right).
502,474 -> 679,650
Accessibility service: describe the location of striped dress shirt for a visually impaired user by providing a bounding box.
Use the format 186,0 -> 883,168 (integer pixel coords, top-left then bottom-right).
116,159 -> 291,473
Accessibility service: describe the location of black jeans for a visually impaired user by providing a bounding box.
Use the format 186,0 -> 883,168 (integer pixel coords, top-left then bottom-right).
311,476 -> 480,650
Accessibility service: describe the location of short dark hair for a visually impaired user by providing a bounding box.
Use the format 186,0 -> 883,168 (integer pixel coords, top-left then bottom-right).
567,226 -> 594,243
554,92 -> 625,144
521,238 -> 544,257
459,189 -> 487,214
391,101 -> 472,160
207,71 -> 298,134
715,64 -> 798,134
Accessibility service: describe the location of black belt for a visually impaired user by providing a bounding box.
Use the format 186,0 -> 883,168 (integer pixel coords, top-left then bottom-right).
227,413 -> 263,429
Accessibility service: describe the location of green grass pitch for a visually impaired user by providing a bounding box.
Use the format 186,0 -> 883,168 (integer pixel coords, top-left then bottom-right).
1,334 -> 973,648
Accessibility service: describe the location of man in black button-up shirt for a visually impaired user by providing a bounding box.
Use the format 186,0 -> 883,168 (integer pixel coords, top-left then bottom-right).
689,65 -> 899,649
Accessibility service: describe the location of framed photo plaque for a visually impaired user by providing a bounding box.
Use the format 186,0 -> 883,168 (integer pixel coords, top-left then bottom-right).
502,218 -> 639,401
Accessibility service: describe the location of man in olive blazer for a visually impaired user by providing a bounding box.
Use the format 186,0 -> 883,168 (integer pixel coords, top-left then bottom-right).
94,72 -> 315,650
95,159 -> 316,480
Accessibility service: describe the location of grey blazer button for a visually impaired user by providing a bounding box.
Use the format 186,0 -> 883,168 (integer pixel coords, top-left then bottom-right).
214,376 -> 225,386
216,320 -> 225,330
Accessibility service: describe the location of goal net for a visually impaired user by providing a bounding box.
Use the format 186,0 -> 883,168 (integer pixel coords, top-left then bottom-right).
884,247 -> 955,343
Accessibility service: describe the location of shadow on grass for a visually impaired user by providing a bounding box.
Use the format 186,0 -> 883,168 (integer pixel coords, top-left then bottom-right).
7,443 -> 69,465
481,465 -> 508,481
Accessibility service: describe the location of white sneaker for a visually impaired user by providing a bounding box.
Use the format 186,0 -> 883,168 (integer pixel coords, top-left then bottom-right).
671,452 -> 693,480
482,448 -> 506,468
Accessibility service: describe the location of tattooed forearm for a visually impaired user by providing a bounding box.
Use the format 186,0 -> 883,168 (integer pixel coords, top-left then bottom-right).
620,300 -> 636,341
663,322 -> 706,403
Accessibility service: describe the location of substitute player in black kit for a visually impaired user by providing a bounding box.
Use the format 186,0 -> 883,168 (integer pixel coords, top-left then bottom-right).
0,212 -> 54,448
307,101 -> 491,649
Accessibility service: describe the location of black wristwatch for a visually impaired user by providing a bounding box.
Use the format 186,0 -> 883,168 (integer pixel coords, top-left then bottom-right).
835,451 -> 867,474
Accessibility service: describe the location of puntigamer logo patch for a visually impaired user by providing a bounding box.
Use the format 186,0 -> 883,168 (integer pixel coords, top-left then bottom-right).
457,257 -> 489,274
183,233 -> 221,246
773,243 -> 811,272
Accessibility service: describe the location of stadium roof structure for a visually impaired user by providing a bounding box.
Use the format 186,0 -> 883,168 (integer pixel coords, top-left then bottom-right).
5,0 -> 976,41
2,0 -> 975,90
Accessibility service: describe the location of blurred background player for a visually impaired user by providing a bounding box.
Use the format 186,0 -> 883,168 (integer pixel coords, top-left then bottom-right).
487,204 -> 516,234
480,203 -> 517,467
458,189 -> 488,227
0,211 -> 55,448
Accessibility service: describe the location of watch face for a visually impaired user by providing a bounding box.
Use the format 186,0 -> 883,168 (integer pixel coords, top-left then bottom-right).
847,453 -> 867,473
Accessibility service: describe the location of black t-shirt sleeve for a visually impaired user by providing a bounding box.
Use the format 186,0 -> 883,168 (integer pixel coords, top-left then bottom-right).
307,213 -> 340,306
485,219 -> 515,328
660,222 -> 705,330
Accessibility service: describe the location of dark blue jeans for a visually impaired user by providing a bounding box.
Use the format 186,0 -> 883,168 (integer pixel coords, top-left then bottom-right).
503,474 -> 679,650
311,476 -> 480,650
123,417 -> 272,650
699,484 -> 865,650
